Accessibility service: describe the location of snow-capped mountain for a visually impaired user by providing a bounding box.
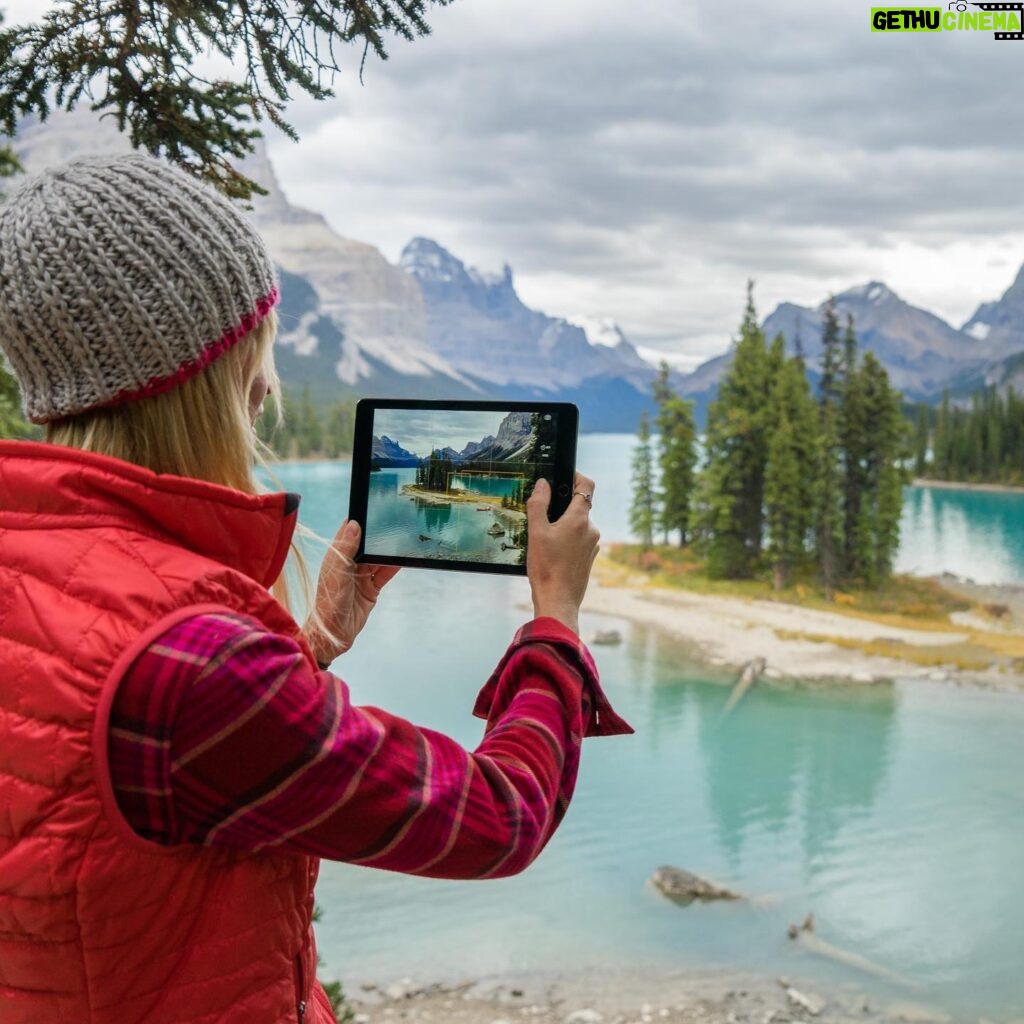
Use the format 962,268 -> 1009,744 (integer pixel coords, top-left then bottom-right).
241,154 -> 481,398
459,436 -> 496,459
400,238 -> 654,392
960,264 -> 1024,361
680,281 -> 988,415
419,414 -> 535,464
399,237 -> 659,429
371,435 -> 420,466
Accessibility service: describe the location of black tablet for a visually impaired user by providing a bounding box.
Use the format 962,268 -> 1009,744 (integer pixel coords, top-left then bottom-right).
348,399 -> 579,575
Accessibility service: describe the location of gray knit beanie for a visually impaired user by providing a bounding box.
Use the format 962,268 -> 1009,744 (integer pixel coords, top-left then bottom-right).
0,153 -> 279,423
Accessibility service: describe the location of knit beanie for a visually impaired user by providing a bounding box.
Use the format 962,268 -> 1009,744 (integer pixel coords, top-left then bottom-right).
0,153 -> 279,423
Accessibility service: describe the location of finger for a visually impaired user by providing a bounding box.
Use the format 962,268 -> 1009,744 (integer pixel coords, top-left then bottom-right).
527,477 -> 551,527
364,564 -> 400,590
332,519 -> 362,561
569,481 -> 595,514
573,472 -> 596,499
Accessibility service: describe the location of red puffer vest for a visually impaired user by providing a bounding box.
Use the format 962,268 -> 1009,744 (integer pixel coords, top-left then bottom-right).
0,440 -> 336,1024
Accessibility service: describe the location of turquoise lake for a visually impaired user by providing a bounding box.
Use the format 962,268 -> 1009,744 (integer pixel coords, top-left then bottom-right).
364,468 -> 523,565
268,436 -> 1024,1020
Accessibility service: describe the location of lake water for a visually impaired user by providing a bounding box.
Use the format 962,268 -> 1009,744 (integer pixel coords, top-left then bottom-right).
267,438 -> 1024,1021
364,468 -> 523,565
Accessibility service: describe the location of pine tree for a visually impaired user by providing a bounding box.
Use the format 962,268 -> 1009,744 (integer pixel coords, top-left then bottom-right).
764,338 -> 817,589
820,296 -> 843,406
817,404 -> 844,597
859,352 -> 907,585
934,390 -> 952,478
765,410 -> 801,591
629,412 -> 656,549
254,388 -> 291,456
323,401 -> 355,459
967,393 -> 983,479
296,386 -> 322,457
0,1 -> 453,200
699,281 -> 771,578
985,389 -> 1003,480
817,296 -> 844,597
1006,387 -> 1022,483
653,362 -> 697,547
913,403 -> 930,477
840,314 -> 870,579
0,60 -> 21,194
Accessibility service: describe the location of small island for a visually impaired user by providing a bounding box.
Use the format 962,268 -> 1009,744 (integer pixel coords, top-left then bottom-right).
363,410 -> 550,564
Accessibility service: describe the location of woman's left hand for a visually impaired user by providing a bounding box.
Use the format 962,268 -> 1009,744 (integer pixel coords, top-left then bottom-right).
303,520 -> 399,668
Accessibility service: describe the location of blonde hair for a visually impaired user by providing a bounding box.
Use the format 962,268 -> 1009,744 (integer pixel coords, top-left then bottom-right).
45,309 -> 321,630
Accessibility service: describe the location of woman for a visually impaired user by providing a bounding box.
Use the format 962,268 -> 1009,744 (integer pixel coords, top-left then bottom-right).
0,153 -> 631,1024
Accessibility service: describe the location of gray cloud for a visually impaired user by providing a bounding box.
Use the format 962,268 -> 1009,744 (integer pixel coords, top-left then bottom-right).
6,0 -> 1019,360
174,0 -> 1023,363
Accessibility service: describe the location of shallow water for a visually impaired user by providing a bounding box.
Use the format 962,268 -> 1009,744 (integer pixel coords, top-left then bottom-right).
267,443 -> 1024,1020
364,467 -> 522,565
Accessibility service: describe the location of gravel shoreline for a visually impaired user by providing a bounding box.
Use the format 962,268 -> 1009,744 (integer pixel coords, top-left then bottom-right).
580,562 -> 1024,692
345,967 -> 964,1024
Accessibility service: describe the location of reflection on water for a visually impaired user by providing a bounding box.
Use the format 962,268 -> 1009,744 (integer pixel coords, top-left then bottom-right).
265,456 -> 1024,1021
897,485 -> 1024,583
693,683 -> 898,867
364,468 -> 522,565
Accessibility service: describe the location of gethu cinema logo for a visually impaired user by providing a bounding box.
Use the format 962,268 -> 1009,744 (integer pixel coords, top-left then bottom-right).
871,3 -> 1024,32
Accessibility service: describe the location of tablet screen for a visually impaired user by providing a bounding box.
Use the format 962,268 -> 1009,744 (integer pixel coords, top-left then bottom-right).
361,406 -> 561,568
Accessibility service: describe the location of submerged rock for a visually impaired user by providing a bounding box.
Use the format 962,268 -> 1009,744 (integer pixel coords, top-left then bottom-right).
650,865 -> 742,905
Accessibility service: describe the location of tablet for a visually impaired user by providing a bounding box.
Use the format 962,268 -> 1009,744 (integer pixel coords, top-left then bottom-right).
348,399 -> 579,575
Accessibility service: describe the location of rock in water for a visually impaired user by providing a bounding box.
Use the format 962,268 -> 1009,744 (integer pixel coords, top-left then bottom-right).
650,866 -> 742,905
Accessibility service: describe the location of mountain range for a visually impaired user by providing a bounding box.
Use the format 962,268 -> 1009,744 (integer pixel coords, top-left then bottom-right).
370,412 -> 537,467
9,109 -> 1024,429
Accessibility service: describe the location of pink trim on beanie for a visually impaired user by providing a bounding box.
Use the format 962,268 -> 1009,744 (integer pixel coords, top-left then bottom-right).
105,288 -> 280,410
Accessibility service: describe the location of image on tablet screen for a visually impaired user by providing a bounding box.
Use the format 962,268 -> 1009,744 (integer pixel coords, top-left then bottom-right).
363,408 -> 558,565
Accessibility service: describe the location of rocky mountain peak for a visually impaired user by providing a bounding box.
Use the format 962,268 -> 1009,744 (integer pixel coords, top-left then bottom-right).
496,412 -> 533,444
961,263 -> 1024,355
400,237 -> 471,285
838,281 -> 897,307
401,236 -> 516,299
569,315 -> 629,349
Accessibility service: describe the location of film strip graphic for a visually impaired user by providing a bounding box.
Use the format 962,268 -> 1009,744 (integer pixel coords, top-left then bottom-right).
966,2 -> 1024,39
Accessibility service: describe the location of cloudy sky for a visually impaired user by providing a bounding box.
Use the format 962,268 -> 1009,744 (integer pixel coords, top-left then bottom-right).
7,0 -> 1023,369
374,408 -> 509,456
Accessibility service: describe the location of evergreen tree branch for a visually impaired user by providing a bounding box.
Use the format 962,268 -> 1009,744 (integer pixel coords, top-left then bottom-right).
0,0 -> 453,199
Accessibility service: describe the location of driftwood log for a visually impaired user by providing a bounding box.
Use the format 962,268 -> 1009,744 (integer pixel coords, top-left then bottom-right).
650,866 -> 743,906
720,657 -> 767,719
788,913 -> 920,990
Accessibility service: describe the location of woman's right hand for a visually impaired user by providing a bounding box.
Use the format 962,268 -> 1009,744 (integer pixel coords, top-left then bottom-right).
526,472 -> 600,636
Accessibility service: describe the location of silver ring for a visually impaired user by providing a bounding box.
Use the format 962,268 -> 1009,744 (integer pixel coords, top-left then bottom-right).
369,572 -> 381,592
573,490 -> 593,507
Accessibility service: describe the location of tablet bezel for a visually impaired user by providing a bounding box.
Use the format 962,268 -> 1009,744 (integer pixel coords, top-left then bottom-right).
348,398 -> 579,576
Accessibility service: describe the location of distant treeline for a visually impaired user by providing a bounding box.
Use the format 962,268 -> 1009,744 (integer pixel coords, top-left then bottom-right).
911,389 -> 1024,486
631,286 -> 907,593
257,387 -> 357,459
0,363 -> 37,440
1,363 -> 356,461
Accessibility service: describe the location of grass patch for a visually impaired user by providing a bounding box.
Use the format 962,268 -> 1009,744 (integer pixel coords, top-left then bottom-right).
605,543 -> 970,625
774,629 -> 997,671
601,544 -> 1024,675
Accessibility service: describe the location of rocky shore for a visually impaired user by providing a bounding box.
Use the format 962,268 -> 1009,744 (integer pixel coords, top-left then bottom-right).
345,968 -> 969,1024
581,559 -> 1024,691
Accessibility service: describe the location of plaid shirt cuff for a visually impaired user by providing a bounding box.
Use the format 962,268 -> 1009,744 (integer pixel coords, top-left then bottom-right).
473,616 -> 634,737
